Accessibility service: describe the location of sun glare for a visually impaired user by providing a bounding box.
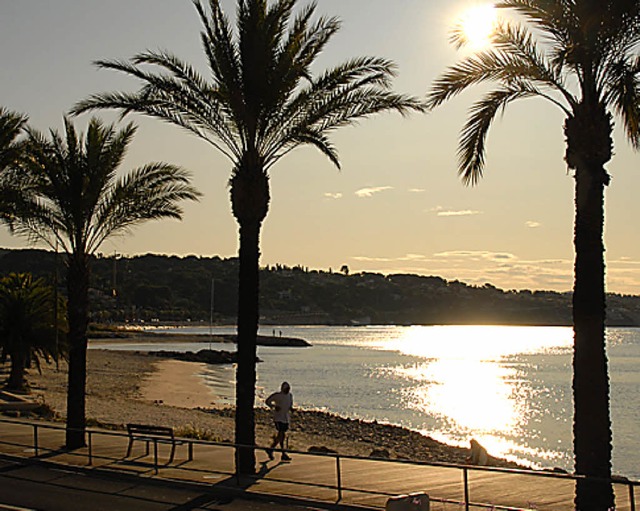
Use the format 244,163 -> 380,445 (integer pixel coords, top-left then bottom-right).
459,4 -> 497,50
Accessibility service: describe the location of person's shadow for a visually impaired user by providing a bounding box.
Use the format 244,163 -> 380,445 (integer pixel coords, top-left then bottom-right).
165,458 -> 287,511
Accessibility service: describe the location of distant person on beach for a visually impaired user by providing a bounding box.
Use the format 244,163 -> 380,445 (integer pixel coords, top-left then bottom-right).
265,381 -> 294,461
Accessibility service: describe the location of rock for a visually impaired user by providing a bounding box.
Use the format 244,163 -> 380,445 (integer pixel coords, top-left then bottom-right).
308,445 -> 338,455
370,448 -> 391,459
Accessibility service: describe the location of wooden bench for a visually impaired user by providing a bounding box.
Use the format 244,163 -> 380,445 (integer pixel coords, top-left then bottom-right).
125,423 -> 193,468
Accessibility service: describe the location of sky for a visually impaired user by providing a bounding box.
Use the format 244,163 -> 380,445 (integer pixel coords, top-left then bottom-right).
1,1 -> 639,295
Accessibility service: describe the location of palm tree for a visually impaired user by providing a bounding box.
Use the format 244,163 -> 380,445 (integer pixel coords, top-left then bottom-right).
0,108 -> 29,221
427,2 -> 640,509
72,0 -> 426,474
4,117 -> 200,448
0,273 -> 66,391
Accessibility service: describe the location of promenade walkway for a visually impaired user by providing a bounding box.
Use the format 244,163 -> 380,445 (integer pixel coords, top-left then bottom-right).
0,417 -> 637,511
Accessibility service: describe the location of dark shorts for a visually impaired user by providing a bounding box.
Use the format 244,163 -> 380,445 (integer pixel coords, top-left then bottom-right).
275,421 -> 289,433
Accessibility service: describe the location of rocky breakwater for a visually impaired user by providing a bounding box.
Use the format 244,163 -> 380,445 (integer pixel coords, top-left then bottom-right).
220,334 -> 311,347
146,349 -> 255,364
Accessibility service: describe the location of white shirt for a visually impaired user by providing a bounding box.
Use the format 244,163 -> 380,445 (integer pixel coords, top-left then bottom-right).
266,391 -> 293,423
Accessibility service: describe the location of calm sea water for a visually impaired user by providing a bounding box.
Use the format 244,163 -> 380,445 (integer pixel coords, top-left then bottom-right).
95,325 -> 640,479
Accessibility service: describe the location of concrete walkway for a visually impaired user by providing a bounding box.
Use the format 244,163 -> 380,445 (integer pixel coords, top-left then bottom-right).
0,417 -> 636,511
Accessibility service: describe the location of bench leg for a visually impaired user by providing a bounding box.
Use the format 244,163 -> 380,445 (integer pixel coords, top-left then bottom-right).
125,438 -> 133,458
168,442 -> 176,464
188,442 -> 193,461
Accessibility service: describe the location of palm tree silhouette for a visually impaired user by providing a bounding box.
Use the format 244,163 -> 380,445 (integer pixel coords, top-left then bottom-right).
428,2 -> 640,509
72,0 -> 426,473
0,108 -> 29,222
0,273 -> 66,391
4,117 -> 200,448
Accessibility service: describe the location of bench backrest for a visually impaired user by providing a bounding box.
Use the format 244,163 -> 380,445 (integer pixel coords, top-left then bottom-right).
127,423 -> 175,439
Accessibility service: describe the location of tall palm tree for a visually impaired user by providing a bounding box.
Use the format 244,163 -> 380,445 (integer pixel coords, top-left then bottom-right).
0,273 -> 66,391
0,108 -> 29,221
4,117 -> 200,448
72,0 -> 426,474
427,2 -> 640,509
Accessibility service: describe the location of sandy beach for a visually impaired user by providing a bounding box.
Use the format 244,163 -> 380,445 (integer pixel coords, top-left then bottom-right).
5,347 -> 520,467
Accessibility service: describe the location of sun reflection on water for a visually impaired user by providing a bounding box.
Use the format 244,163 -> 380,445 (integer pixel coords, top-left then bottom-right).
399,360 -> 523,433
373,325 -> 573,463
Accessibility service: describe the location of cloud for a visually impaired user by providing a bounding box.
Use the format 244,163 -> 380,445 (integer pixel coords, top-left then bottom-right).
436,209 -> 482,217
352,254 -> 429,263
355,186 -> 393,198
345,250 -> 640,292
352,256 -> 394,263
408,188 -> 426,193
324,192 -> 343,200
434,250 -> 517,262
610,257 -> 640,266
526,221 -> 541,228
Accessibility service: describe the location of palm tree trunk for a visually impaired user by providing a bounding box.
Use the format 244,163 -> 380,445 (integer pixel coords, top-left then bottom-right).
568,105 -> 614,511
230,152 -> 270,476
65,252 -> 90,449
235,219 -> 260,475
7,350 -> 27,391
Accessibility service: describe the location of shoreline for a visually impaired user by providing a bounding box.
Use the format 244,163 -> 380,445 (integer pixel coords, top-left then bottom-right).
7,348 -> 522,469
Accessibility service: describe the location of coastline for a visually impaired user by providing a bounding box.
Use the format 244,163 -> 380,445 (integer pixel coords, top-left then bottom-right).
9,348 -> 521,468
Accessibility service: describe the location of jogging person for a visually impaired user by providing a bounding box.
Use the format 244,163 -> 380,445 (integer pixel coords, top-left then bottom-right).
265,381 -> 293,461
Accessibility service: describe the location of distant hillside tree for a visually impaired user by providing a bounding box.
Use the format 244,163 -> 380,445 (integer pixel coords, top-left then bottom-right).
3,117 -> 200,449
73,0 -> 426,474
428,2 -> 640,509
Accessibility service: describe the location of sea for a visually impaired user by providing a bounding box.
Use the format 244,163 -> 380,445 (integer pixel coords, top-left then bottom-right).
93,324 -> 640,479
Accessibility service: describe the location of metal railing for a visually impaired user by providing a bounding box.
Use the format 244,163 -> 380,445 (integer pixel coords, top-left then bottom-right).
0,416 -> 637,511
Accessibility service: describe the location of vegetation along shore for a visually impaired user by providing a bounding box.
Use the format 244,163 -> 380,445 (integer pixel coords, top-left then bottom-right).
2,248 -> 640,327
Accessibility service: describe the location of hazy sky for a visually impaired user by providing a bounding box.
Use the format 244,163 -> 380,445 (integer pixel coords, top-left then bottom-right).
2,1 -> 639,294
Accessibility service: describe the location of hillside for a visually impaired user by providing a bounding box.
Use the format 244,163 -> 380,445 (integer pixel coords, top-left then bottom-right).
0,247 -> 639,326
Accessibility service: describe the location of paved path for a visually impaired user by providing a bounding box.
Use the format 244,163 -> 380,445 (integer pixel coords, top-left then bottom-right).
0,418 -> 636,511
0,458 -> 323,511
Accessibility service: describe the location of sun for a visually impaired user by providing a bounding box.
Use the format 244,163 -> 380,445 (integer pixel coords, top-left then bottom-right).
459,4 -> 497,50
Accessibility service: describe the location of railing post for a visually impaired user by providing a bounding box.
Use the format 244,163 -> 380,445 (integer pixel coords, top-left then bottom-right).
335,455 -> 343,502
153,438 -> 159,474
235,446 -> 240,485
630,483 -> 636,511
463,467 -> 470,511
88,431 -> 93,465
32,424 -> 39,457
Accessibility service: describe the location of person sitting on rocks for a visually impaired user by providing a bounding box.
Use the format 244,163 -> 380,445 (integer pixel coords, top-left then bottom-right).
467,438 -> 489,466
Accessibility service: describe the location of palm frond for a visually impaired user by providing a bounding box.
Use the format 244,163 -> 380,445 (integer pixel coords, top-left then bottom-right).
605,57 -> 640,149
8,118 -> 200,257
72,56 -> 241,161
428,49 -> 533,109
87,163 -> 201,252
261,55 -> 417,163
74,0 -> 424,177
496,0 -> 576,47
458,85 -> 536,185
0,107 -> 29,171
